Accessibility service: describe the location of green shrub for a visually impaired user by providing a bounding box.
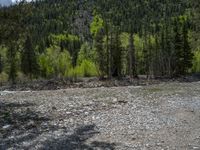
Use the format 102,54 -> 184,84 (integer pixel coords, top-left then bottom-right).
77,59 -> 98,77
39,46 -> 72,78
65,67 -> 77,79
0,72 -> 8,83
77,42 -> 97,65
64,59 -> 98,78
192,50 -> 200,72
16,72 -> 29,83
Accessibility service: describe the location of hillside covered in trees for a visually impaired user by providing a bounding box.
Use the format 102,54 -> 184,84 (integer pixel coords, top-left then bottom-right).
0,0 -> 200,84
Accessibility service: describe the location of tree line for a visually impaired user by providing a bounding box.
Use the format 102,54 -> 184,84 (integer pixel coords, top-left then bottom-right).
0,0 -> 199,84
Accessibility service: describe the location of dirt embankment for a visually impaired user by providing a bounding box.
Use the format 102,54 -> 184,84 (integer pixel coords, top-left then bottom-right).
1,74 -> 200,91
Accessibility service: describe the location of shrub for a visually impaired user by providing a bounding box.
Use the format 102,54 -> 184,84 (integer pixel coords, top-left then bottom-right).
76,59 -> 98,77
0,72 -> 8,83
192,50 -> 200,72
16,72 -> 29,83
39,46 -> 72,78
77,42 -> 97,65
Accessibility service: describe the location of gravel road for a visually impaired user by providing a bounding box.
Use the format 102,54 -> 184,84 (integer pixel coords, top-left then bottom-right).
0,81 -> 200,150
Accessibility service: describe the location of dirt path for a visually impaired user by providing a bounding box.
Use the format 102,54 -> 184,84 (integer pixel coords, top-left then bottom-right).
0,82 -> 200,149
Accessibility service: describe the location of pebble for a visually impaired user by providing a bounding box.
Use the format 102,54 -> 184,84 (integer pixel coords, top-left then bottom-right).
1,82 -> 200,149
2,125 -> 11,129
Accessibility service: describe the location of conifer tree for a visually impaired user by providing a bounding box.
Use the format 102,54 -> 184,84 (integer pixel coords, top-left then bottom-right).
21,35 -> 38,79
174,19 -> 183,76
182,21 -> 193,74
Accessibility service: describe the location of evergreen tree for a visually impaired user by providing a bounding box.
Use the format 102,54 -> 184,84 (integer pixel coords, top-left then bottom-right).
7,44 -> 17,84
174,19 -> 184,76
94,28 -> 106,78
21,35 -> 38,79
182,21 -> 193,74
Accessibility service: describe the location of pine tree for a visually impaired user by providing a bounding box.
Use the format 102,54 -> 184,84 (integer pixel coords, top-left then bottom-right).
182,21 -> 193,74
95,28 -> 106,78
7,44 -> 17,84
174,19 -> 183,76
21,35 -> 38,79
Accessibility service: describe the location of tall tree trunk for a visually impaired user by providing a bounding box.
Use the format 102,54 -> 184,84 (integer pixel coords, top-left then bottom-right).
105,23 -> 112,79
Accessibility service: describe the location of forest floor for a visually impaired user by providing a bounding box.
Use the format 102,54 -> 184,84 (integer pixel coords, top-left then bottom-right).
0,81 -> 200,149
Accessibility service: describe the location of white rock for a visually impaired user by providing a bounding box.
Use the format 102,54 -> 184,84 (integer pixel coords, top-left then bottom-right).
66,112 -> 71,115
3,125 -> 11,129
85,112 -> 89,115
113,98 -> 118,103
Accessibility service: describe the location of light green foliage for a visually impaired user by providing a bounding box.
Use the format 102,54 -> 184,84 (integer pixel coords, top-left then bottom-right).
90,14 -> 104,37
58,52 -> 72,76
49,34 -> 79,46
76,59 -> 98,77
39,43 -> 97,79
192,50 -> 200,72
120,32 -> 129,49
66,60 -> 97,78
65,68 -> 78,79
39,46 -> 72,78
0,47 -> 7,61
120,33 -> 144,57
77,42 -> 97,65
49,34 -> 67,46
135,34 -> 145,60
120,33 -> 145,74
66,61 -> 97,78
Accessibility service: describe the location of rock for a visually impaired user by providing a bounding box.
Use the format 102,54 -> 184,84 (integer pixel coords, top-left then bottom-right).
118,100 -> 128,104
112,98 -> 118,103
2,125 -> 11,129
52,106 -> 57,110
26,120 -> 36,129
66,112 -> 72,115
85,112 -> 89,115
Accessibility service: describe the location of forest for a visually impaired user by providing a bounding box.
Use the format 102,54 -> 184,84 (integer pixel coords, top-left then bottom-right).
0,0 -> 200,84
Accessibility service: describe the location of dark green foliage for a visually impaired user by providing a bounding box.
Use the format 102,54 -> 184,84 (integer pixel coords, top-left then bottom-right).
112,31 -> 123,77
174,19 -> 184,75
94,29 -> 106,77
0,54 -> 3,73
21,35 -> 38,78
7,45 -> 17,84
182,21 -> 193,74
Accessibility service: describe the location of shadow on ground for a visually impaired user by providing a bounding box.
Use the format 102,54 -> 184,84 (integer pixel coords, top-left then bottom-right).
40,124 -> 116,150
0,101 -> 116,150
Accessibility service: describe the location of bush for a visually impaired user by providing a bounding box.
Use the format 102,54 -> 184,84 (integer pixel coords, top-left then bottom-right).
0,72 -> 8,83
16,72 -> 29,83
39,46 -> 72,78
64,59 -> 97,79
192,50 -> 200,72
76,59 -> 98,77
77,42 -> 97,65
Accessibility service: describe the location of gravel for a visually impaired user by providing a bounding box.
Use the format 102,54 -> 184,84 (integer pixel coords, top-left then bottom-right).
0,81 -> 200,150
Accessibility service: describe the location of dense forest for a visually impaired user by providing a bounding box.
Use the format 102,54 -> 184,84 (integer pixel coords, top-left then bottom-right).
0,0 -> 200,84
